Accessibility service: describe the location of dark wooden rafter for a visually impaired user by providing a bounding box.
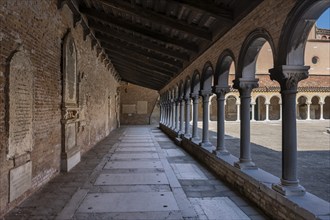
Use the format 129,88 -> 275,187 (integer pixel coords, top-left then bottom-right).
107,53 -> 175,77
79,7 -> 199,52
114,65 -> 171,81
89,20 -> 190,61
97,34 -> 183,68
117,68 -> 168,86
120,73 -> 163,90
95,0 -> 212,41
110,59 -> 173,78
172,0 -> 234,23
105,49 -> 178,73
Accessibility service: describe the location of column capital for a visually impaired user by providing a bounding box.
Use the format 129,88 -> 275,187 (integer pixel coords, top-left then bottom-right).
269,65 -> 309,91
199,90 -> 212,97
212,86 -> 230,97
233,78 -> 259,91
190,93 -> 199,99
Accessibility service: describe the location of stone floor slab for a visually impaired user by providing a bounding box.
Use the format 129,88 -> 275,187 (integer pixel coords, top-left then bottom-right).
190,197 -> 250,220
166,149 -> 185,157
104,161 -> 163,169
95,173 -> 168,185
116,147 -> 156,152
118,143 -> 155,147
121,139 -> 153,143
77,192 -> 180,213
112,153 -> 159,159
171,163 -> 208,180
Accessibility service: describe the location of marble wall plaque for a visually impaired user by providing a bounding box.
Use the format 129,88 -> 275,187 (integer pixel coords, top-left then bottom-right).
65,123 -> 76,150
63,34 -> 77,105
122,104 -> 136,114
136,101 -> 148,114
8,51 -> 34,158
9,161 -> 32,202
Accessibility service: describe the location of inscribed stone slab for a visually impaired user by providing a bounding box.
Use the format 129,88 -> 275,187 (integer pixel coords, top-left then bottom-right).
8,51 -> 34,158
136,101 -> 148,114
95,173 -> 168,185
171,164 -> 207,180
122,104 -> 136,114
77,192 -> 179,212
190,197 -> 250,220
104,161 -> 163,169
9,161 -> 32,202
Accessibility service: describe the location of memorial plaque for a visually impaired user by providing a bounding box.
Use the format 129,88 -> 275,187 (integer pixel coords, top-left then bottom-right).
122,104 -> 136,114
137,101 -> 148,114
8,51 -> 34,158
63,36 -> 77,105
9,161 -> 32,202
65,123 -> 76,150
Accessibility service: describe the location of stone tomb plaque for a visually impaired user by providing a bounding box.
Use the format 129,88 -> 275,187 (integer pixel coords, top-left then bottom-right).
9,161 -> 32,202
136,101 -> 148,114
65,123 -> 76,150
8,51 -> 34,158
122,104 -> 136,114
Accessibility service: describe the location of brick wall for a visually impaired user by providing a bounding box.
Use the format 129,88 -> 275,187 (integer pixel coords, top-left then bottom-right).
0,0 -> 119,216
120,83 -> 159,125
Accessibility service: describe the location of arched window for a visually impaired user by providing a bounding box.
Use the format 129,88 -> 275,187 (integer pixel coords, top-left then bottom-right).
269,96 -> 280,120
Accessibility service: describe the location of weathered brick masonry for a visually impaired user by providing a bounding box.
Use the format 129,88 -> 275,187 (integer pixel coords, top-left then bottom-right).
0,0 -> 119,216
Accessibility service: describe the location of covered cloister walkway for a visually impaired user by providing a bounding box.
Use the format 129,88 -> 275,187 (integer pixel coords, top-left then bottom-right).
4,126 -> 266,220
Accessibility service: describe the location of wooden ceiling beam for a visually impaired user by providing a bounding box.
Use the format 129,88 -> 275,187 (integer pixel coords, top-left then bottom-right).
171,0 -> 234,23
97,34 -> 183,68
96,0 -> 212,41
114,65 -> 171,82
89,21 -> 190,61
111,60 -> 173,78
120,74 -> 163,90
105,49 -> 178,73
80,7 -> 199,52
107,54 -> 175,77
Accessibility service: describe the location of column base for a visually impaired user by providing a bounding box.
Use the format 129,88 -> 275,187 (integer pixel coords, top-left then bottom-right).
190,137 -> 200,144
272,182 -> 306,196
183,134 -> 191,139
234,160 -> 257,170
199,142 -> 215,152
212,149 -> 230,156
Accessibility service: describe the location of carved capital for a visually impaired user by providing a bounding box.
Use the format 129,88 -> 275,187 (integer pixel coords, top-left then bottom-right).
199,89 -> 212,97
212,86 -> 230,98
190,93 -> 199,100
269,65 -> 309,91
233,78 -> 258,98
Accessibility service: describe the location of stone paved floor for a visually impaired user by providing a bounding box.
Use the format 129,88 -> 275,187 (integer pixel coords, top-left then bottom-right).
197,120 -> 330,202
4,126 -> 267,220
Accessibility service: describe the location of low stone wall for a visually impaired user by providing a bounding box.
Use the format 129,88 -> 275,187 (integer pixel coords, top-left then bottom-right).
160,124 -> 330,220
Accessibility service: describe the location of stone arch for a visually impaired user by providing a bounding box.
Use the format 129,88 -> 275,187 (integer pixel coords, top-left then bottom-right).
255,96 -> 266,121
200,62 -> 214,91
184,76 -> 191,99
225,95 -> 238,121
214,49 -> 236,87
310,96 -> 321,119
236,28 -> 276,79
297,95 -> 308,119
191,70 -> 201,94
269,95 -> 281,120
324,96 -> 330,119
277,1 -> 330,66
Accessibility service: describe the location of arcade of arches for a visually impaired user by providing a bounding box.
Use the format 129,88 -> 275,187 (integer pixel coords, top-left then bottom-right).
1,0 -> 330,219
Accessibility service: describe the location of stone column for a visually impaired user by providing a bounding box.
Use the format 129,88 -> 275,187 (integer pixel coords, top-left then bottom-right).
184,96 -> 191,138
251,103 -> 256,121
175,100 -> 179,132
233,78 -> 259,170
166,101 -> 170,126
212,86 -> 230,155
306,101 -> 311,120
320,101 -> 324,120
190,93 -> 200,142
199,90 -> 214,150
236,103 -> 240,121
171,99 -> 175,129
279,103 -> 282,121
179,99 -> 185,134
270,65 -> 308,196
265,102 -> 270,121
